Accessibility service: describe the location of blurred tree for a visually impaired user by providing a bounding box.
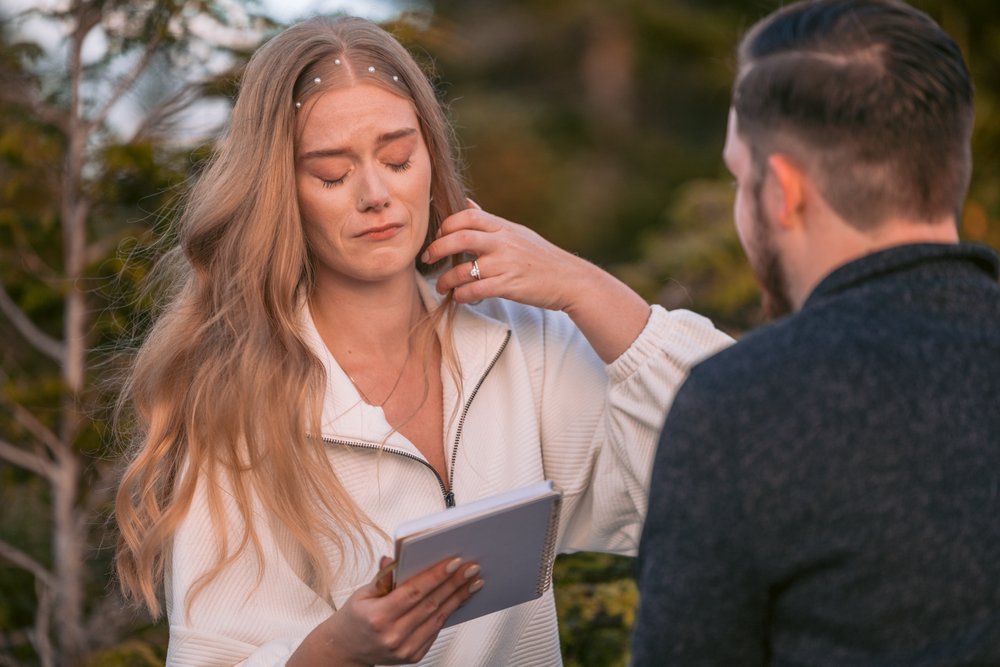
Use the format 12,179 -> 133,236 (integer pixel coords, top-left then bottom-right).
0,2 -> 270,664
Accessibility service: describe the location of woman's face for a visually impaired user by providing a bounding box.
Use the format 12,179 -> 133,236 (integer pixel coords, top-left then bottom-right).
296,83 -> 433,289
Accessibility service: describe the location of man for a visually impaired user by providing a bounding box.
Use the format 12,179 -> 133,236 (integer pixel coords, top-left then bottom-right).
631,0 -> 1000,664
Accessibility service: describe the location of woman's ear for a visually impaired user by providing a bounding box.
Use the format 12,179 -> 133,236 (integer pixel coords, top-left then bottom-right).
765,154 -> 807,230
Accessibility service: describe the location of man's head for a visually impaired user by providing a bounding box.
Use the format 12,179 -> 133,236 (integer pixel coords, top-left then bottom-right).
726,0 -> 973,317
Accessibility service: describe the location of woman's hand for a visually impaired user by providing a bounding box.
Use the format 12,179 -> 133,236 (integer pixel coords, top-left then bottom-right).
422,201 -> 652,363
422,202 -> 582,312
288,555 -> 483,666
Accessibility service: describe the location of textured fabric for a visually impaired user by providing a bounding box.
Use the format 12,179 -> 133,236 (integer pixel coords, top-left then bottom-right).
166,275 -> 733,666
633,243 -> 1000,666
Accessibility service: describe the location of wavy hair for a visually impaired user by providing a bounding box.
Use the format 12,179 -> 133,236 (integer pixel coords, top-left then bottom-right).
115,16 -> 467,617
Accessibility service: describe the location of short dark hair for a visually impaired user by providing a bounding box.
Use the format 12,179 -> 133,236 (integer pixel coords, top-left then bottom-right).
734,0 -> 974,229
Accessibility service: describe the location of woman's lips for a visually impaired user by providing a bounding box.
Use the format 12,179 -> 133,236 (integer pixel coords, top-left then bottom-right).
356,223 -> 403,240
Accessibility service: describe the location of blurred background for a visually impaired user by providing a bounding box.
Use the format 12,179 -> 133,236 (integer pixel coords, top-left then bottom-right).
0,0 -> 997,664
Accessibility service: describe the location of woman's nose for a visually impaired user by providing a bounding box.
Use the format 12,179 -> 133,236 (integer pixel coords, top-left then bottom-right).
355,166 -> 391,212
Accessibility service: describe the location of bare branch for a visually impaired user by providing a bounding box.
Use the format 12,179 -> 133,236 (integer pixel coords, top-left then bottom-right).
87,34 -> 164,134
0,651 -> 24,667
7,240 -> 61,286
0,438 -> 53,479
11,402 -> 64,458
0,281 -> 65,365
0,539 -> 54,588
31,579 -> 54,667
0,44 -> 68,134
0,369 -> 65,459
0,86 -> 68,133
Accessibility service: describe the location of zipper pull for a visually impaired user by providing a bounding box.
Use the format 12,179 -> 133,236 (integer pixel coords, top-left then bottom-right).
444,490 -> 455,508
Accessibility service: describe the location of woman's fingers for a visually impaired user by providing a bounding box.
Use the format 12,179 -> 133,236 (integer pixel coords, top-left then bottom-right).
374,555 -> 395,596
332,555 -> 483,664
402,566 -> 484,660
378,557 -> 484,662
422,208 -> 505,265
382,556 -> 481,622
424,203 -> 580,311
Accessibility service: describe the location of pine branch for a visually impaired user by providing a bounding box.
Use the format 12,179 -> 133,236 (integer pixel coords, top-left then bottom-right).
0,281 -> 66,365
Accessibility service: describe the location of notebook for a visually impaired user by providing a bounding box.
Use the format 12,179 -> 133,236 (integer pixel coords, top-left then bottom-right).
392,479 -> 563,627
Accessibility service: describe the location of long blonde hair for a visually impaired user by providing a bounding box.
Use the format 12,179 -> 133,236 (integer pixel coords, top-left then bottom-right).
115,16 -> 467,617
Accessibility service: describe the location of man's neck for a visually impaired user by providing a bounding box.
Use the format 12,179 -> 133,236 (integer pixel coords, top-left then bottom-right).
788,216 -> 960,310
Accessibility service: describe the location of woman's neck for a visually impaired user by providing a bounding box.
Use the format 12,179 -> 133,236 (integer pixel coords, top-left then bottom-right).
309,270 -> 425,360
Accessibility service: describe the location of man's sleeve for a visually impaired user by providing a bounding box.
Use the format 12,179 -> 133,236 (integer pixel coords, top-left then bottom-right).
630,367 -> 770,666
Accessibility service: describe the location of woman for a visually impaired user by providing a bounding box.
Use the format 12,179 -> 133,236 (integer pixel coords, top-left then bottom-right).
115,15 -> 731,666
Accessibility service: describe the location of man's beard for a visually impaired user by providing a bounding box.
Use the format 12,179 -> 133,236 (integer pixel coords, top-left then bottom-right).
750,190 -> 794,321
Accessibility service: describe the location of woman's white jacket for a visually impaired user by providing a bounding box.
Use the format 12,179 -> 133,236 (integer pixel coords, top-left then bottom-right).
165,277 -> 732,666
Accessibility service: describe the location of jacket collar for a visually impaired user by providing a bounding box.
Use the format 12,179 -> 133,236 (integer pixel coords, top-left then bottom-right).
301,272 -> 511,453
803,242 -> 999,310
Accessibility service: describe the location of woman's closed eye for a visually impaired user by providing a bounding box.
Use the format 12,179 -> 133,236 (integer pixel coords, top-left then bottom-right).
387,158 -> 412,173
321,173 -> 349,188
317,157 -> 411,188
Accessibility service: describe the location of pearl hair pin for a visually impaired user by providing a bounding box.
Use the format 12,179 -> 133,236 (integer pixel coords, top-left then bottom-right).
294,63 -> 403,110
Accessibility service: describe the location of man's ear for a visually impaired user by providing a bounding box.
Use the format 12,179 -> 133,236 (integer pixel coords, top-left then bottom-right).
764,154 -> 807,230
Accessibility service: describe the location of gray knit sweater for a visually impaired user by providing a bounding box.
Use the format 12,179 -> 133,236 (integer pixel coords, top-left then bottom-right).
632,243 -> 1000,666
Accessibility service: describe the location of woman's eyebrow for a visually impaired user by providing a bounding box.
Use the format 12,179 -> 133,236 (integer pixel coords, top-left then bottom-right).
299,127 -> 418,161
376,127 -> 418,148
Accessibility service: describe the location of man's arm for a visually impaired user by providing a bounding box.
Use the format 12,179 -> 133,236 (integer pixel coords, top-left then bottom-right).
631,370 -> 770,666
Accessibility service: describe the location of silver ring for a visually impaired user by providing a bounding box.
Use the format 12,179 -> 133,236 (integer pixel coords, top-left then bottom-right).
470,259 -> 481,280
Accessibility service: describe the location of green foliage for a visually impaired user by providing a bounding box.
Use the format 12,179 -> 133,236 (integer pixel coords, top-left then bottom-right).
83,637 -> 166,667
555,553 -> 637,666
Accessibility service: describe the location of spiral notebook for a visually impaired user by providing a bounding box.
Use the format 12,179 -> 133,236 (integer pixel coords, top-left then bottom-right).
392,480 -> 562,627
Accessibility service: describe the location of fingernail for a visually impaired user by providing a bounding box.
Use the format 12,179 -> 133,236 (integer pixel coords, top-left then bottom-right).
421,250 -> 430,263
463,564 -> 481,579
469,579 -> 484,593
446,557 -> 462,574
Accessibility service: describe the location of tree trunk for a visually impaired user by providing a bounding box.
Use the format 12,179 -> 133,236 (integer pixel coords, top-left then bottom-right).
54,2 -> 96,659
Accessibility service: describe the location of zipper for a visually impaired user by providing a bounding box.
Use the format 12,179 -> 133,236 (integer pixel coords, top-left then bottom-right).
446,330 -> 511,506
323,329 -> 511,510
321,435 -> 451,502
